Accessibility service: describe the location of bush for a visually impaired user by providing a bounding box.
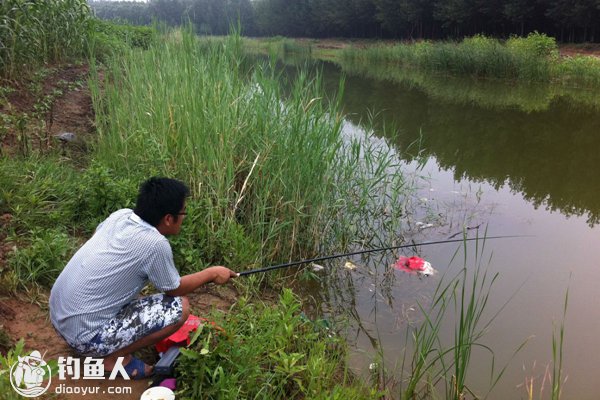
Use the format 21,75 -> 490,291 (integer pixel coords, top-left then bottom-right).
88,19 -> 157,62
70,162 -> 138,232
506,31 -> 558,58
0,341 -> 27,400
90,19 -> 156,50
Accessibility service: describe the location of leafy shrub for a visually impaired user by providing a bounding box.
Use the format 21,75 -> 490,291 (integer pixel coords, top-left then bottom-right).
69,162 -> 138,232
0,340 -> 27,400
90,19 -> 156,50
88,19 -> 157,62
172,209 -> 262,275
0,340 -> 58,398
507,31 -> 558,59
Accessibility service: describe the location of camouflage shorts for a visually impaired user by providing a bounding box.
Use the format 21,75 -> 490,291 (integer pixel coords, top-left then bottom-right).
69,294 -> 183,357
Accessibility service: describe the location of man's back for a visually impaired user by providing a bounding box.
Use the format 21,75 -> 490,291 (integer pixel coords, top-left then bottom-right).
49,209 -> 180,345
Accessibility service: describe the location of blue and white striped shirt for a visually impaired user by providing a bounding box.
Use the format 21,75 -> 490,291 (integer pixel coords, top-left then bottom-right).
49,209 -> 181,345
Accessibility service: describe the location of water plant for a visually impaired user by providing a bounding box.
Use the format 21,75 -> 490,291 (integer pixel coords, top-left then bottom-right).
551,284 -> 569,400
361,236 -> 528,399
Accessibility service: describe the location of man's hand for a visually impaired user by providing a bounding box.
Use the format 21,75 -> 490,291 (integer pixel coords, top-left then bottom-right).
209,266 -> 239,284
165,266 -> 238,296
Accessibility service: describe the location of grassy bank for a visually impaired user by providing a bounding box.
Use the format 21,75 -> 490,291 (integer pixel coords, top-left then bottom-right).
341,33 -> 600,87
333,56 -> 600,112
244,33 -> 600,88
177,289 -> 378,399
1,21 -> 408,398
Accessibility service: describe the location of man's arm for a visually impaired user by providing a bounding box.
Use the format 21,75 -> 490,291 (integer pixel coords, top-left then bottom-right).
165,266 -> 238,297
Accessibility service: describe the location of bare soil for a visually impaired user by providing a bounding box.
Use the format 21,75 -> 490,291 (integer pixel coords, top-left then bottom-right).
1,63 -> 96,156
559,43 -> 600,58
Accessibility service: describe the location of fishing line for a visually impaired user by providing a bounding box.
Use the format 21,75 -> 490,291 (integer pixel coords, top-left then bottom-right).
238,235 -> 527,276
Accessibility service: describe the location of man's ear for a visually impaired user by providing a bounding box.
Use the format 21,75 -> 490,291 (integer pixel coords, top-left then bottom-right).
156,214 -> 171,230
162,214 -> 175,226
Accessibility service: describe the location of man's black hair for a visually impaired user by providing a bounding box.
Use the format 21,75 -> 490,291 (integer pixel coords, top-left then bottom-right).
134,177 -> 190,227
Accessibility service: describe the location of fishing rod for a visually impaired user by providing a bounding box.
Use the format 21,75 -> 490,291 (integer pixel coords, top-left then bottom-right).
238,235 -> 524,276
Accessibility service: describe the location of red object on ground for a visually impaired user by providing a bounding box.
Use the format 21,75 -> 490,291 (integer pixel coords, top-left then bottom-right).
394,256 -> 426,273
155,315 -> 221,353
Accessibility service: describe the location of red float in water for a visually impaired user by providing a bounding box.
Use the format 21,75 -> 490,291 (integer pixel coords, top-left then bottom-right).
394,256 -> 435,276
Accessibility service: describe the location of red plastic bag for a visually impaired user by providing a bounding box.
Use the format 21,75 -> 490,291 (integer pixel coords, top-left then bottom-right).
155,315 -> 204,353
394,256 -> 435,276
395,256 -> 425,272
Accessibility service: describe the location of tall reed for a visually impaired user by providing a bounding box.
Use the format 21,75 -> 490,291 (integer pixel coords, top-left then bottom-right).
90,27 -> 408,272
0,0 -> 92,79
551,284 -> 569,400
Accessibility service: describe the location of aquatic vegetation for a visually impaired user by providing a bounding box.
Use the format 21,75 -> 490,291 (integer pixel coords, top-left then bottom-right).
551,284 -> 569,400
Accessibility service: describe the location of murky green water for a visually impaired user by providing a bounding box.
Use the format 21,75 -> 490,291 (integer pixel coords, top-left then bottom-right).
275,56 -> 600,398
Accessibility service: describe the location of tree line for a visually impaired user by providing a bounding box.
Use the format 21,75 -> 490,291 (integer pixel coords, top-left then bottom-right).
89,0 -> 600,42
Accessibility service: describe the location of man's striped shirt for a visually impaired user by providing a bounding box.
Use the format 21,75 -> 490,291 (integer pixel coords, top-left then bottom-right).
49,209 -> 181,345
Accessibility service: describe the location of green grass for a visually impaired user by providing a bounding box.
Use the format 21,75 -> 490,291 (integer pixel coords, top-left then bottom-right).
177,289 -> 378,399
0,157 -> 140,290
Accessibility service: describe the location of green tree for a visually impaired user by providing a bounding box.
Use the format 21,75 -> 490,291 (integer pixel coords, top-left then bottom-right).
503,0 -> 534,35
433,0 -> 474,36
374,0 -> 424,37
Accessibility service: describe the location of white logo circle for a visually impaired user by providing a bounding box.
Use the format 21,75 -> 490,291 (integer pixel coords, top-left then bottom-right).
9,350 -> 52,398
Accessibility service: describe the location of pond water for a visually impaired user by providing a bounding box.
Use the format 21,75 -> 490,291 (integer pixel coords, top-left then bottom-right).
280,57 -> 600,399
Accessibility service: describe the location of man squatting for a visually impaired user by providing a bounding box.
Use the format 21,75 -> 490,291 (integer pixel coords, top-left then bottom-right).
50,177 -> 238,378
